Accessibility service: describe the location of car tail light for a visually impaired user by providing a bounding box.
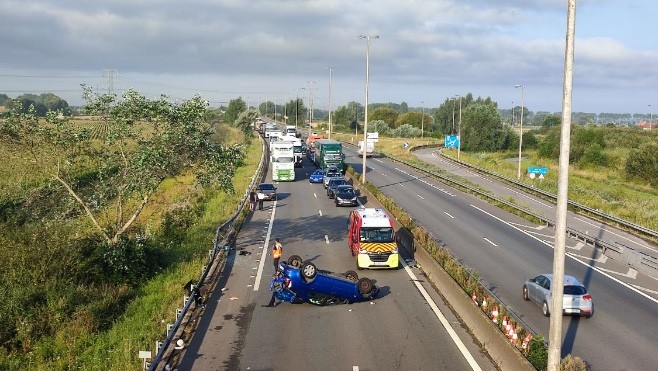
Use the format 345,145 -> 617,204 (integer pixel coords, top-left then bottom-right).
583,294 -> 592,301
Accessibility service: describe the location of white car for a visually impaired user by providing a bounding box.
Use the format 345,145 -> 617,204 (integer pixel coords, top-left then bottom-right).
523,274 -> 593,318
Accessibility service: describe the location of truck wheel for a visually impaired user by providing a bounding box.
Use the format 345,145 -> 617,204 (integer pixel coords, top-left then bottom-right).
344,270 -> 358,281
288,255 -> 303,268
357,278 -> 374,295
301,262 -> 317,282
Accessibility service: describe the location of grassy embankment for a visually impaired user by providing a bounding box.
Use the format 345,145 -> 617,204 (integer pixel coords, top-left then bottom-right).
0,120 -> 262,370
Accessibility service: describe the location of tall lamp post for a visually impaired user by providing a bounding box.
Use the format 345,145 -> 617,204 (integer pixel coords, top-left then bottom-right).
421,101 -> 425,139
457,95 -> 462,159
649,104 -> 653,131
307,81 -> 316,138
358,34 -> 379,183
327,67 -> 334,139
515,84 -> 525,180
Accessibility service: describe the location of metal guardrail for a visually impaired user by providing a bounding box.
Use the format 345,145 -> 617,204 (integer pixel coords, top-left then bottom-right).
435,149 -> 658,239
342,141 -> 658,278
146,135 -> 268,370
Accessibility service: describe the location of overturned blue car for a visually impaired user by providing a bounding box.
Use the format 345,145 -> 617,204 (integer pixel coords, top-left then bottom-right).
271,255 -> 379,306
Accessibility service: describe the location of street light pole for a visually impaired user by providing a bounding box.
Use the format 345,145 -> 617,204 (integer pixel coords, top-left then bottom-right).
307,81 -> 316,138
358,34 -> 379,184
452,98 -> 457,134
421,101 -> 424,139
327,67 -> 334,139
515,84 -> 525,180
457,95 -> 462,160
649,104 -> 653,131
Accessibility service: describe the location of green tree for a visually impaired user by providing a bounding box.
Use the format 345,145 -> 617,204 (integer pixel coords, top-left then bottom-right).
370,107 -> 399,127
390,124 -> 422,138
394,111 -> 432,130
224,97 -> 247,125
570,127 -> 606,164
461,102 -> 511,151
285,98 -> 307,128
367,120 -> 390,135
332,105 -> 353,131
542,115 -> 561,132
625,142 -> 658,186
234,109 -> 259,137
1,87 -> 245,245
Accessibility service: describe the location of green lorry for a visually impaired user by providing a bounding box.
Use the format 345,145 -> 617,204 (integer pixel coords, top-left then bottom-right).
313,139 -> 345,171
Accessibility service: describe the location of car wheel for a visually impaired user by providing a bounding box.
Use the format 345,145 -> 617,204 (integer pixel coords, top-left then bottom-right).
344,270 -> 358,281
288,255 -> 303,268
523,286 -> 529,300
301,262 -> 317,281
542,301 -> 550,317
357,278 -> 374,295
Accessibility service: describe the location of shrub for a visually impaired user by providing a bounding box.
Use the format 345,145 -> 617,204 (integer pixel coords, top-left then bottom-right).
527,335 -> 548,370
561,354 -> 590,371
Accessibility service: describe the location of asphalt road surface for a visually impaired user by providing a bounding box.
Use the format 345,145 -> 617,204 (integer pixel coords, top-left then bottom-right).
342,145 -> 658,371
178,155 -> 499,371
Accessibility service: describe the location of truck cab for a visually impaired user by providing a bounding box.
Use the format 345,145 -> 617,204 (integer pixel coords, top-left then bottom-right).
348,208 -> 399,269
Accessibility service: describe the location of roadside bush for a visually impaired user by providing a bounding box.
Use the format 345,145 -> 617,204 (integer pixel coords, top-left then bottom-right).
561,354 -> 590,371
527,335 -> 548,370
577,143 -> 607,168
624,142 -> 658,186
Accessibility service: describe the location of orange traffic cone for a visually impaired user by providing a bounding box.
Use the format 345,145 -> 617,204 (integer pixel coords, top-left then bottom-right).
491,306 -> 499,323
471,291 -> 477,304
481,297 -> 488,310
522,333 -> 532,351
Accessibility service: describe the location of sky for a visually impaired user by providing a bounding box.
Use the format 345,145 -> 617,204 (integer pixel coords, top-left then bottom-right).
1,0 -> 657,114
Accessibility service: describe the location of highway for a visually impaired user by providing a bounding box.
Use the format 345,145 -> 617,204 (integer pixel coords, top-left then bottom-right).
178,154 -> 498,370
178,140 -> 658,371
342,145 -> 658,371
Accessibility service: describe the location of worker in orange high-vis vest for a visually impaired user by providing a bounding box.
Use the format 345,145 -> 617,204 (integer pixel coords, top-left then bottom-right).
272,238 -> 283,272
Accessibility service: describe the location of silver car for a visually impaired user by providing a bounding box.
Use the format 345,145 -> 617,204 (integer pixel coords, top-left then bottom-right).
523,274 -> 593,318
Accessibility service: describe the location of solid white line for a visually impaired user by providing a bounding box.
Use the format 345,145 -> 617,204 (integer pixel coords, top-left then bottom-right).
402,260 -> 483,371
254,200 -> 277,291
325,235 -> 330,244
445,212 -> 455,219
470,203 -> 658,305
314,193 -> 317,198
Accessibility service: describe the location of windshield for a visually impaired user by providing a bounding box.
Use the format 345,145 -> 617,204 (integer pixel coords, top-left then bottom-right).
336,188 -> 355,197
360,227 -> 394,243
293,145 -> 302,153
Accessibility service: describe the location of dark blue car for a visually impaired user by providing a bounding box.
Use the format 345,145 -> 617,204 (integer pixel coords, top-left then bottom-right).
309,169 -> 326,183
271,255 -> 378,306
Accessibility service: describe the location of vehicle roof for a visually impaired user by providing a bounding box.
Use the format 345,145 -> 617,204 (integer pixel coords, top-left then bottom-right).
541,274 -> 584,286
335,185 -> 355,193
258,183 -> 275,188
328,177 -> 346,183
354,208 -> 392,227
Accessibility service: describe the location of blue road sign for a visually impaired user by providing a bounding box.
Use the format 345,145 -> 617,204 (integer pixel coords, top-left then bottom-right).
527,166 -> 548,175
444,135 -> 459,149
